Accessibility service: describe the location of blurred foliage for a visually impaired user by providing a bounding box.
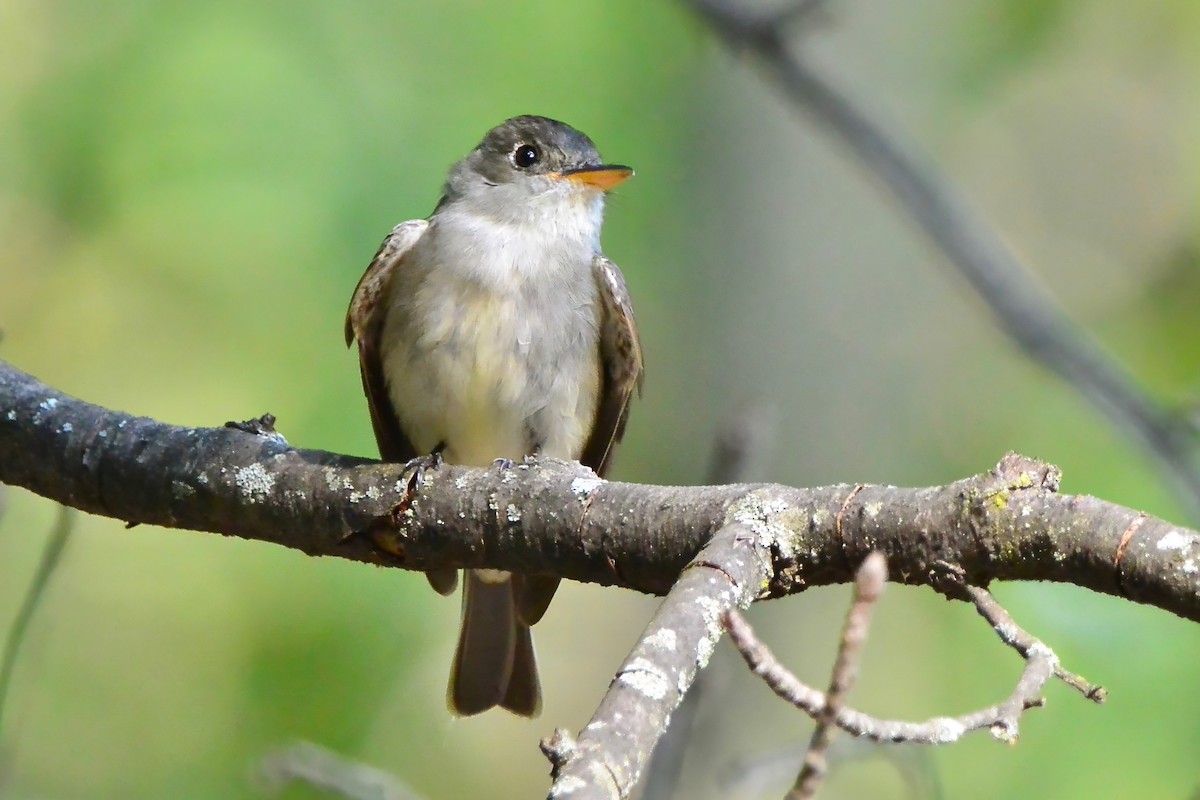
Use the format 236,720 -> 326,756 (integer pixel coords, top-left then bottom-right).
1,0 -> 1199,798
948,0 -> 1073,98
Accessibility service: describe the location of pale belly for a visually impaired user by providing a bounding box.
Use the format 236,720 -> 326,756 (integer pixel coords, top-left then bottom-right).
380,272 -> 602,468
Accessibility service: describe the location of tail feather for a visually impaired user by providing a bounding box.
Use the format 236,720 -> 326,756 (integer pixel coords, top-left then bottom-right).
513,574 -> 560,626
502,621 -> 541,717
448,570 -> 541,717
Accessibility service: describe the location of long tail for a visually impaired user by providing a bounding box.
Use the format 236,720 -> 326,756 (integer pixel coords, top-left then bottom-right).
448,570 -> 541,717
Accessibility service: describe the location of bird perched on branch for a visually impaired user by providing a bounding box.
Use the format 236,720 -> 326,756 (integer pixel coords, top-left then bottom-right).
346,115 -> 643,716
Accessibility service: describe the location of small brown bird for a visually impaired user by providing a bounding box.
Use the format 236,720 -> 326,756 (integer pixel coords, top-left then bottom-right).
345,116 -> 643,716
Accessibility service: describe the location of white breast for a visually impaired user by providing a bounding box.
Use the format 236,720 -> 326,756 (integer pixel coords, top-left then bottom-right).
378,200 -> 604,467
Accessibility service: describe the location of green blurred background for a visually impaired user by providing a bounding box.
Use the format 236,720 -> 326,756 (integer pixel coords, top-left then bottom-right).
2,0 -> 1199,797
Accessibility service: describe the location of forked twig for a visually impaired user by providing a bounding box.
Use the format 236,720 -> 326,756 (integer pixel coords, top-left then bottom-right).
723,566 -> 1102,749
790,552 -> 887,799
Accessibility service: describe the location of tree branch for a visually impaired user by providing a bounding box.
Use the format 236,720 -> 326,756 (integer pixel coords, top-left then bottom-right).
0,506 -> 73,750
3,359 -> 1199,799
790,551 -> 886,799
2,359 -> 1199,623
684,0 -> 1200,518
259,741 -> 427,800
543,522 -> 767,799
637,405 -> 772,800
722,562 -> 1104,756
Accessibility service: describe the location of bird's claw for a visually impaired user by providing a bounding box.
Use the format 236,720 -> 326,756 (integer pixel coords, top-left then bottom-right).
402,450 -> 443,492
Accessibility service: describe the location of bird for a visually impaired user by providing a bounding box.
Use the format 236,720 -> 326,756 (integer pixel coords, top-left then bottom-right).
345,115 -> 643,716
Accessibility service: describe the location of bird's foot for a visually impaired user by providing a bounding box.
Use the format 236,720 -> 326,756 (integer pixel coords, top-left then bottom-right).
402,448 -> 444,492
519,444 -> 543,468
492,449 -> 540,473
347,446 -> 444,553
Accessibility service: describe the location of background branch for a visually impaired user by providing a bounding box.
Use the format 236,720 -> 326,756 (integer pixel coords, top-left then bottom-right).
0,506 -> 72,776
258,741 -> 426,800
685,0 -> 1200,518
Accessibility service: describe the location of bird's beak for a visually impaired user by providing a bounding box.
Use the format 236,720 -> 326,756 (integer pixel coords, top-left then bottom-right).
559,164 -> 635,192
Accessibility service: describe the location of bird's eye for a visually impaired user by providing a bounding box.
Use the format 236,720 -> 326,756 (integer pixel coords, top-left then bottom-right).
513,144 -> 540,168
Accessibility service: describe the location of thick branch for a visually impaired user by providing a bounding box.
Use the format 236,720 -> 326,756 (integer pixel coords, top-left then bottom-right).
637,405 -> 770,800
2,359 -> 1199,621
543,523 -> 769,799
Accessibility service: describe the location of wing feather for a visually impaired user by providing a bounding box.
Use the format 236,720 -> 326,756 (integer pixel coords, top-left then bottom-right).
345,220 -> 428,464
347,219 -> 458,595
579,255 -> 644,477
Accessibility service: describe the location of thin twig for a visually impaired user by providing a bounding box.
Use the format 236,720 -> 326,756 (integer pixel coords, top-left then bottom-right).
723,570 -> 1101,748
790,552 -> 887,799
686,0 -> 1200,518
258,741 -> 426,800
707,404 -> 772,486
0,506 -> 74,739
964,584 -> 1106,705
722,740 -> 945,800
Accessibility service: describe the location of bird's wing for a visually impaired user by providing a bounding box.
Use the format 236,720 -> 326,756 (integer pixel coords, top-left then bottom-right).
580,255 -> 645,477
345,219 -> 429,463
